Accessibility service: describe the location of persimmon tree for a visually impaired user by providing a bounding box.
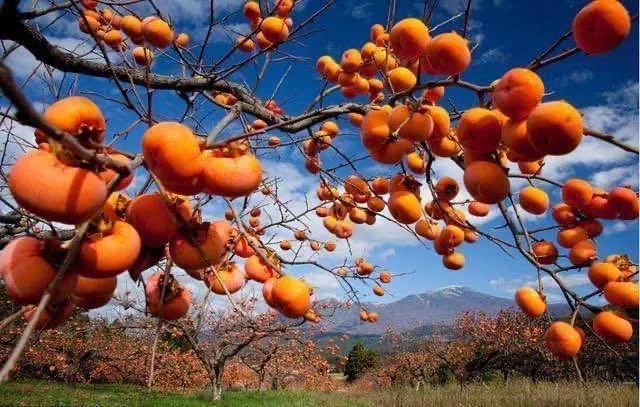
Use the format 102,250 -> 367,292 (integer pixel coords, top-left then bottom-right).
0,0 -> 638,396
358,310 -> 638,389
112,288 -> 332,394
0,312 -> 211,388
146,298 -> 325,398
454,310 -> 638,382
238,332 -> 335,390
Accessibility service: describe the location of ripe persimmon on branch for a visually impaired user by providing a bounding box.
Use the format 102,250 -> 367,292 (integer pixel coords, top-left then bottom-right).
0,0 -> 638,395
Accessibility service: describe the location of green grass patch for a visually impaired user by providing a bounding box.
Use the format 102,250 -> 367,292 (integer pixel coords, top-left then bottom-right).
0,381 -> 365,407
0,379 -> 637,406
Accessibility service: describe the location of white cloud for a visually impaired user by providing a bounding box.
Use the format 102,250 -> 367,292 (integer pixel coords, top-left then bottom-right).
0,118 -> 37,162
590,165 -> 638,190
534,273 -> 590,289
1,43 -> 43,80
32,10 -> 82,38
303,271 -> 340,291
602,81 -> 639,106
466,19 -> 484,45
210,23 -> 252,44
377,248 -> 396,262
478,48 -> 508,64
350,3 -> 372,20
2,36 -> 119,81
540,82 -> 639,184
507,203 -> 547,224
145,0 -> 244,24
324,41 -> 337,54
491,272 -> 592,304
603,220 -> 634,236
558,69 -> 593,87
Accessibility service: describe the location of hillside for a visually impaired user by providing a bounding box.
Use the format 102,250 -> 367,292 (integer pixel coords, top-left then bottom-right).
314,286 -> 567,336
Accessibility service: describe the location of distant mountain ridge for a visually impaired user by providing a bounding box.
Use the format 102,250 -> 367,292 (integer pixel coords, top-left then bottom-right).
314,286 -> 566,335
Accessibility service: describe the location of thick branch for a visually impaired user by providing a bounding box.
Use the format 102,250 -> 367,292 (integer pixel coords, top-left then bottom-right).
584,127 -> 639,155
0,61 -> 131,174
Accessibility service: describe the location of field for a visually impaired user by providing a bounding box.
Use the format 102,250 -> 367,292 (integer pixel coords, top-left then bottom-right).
0,380 -> 637,407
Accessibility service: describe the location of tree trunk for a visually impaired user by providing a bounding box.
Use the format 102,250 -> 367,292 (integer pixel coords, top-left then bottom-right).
210,380 -> 223,401
209,365 -> 224,401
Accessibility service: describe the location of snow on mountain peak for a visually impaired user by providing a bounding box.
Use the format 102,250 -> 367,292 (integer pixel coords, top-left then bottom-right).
430,285 -> 468,297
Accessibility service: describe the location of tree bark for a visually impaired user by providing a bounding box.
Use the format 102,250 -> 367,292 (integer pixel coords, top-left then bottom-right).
209,364 -> 225,401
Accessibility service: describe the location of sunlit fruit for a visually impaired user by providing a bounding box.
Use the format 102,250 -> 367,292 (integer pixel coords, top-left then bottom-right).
205,263 -> 246,295
463,161 -> 510,204
544,321 -> 582,359
526,101 -> 583,156
9,149 -> 107,224
271,276 -> 311,318
514,287 -> 546,317
202,147 -> 262,199
603,281 -> 639,308
34,96 -> 105,144
169,222 -> 225,271
78,221 -> 141,278
0,237 -> 77,305
592,311 -> 633,343
71,275 -> 117,309
142,122 -> 204,195
146,272 -> 191,320
492,68 -> 544,120
572,0 -> 631,55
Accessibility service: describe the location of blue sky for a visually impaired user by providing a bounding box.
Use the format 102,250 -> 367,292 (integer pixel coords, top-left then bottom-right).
1,0 -> 638,311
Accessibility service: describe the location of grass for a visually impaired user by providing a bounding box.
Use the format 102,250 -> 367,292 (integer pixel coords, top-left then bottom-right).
0,381 -> 365,407
0,379 -> 637,406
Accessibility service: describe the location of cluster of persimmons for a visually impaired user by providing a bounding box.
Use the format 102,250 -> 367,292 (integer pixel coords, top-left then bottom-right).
315,17 -> 470,99
0,0 -> 637,362
518,178 -> 639,359
236,0 -> 295,52
0,95 -> 315,329
77,0 -> 189,66
305,0 -> 637,355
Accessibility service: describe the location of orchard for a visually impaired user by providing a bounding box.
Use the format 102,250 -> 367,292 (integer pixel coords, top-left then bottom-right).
0,0 -> 638,399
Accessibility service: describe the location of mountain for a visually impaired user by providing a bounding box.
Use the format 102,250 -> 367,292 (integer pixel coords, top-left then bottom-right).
314,286 -> 567,336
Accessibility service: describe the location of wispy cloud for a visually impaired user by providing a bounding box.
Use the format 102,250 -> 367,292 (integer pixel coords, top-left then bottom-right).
590,165 -> 638,190
478,47 -> 509,64
149,0 -> 244,24
490,272 -> 592,303
541,81 -> 639,183
350,3 -> 373,20
558,69 -> 594,87
2,35 -> 123,82
603,220 -> 634,236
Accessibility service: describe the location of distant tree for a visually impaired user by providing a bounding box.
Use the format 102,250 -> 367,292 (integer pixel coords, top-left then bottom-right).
0,283 -> 15,321
161,321 -> 197,353
344,342 -> 378,383
455,310 -> 639,383
358,309 -> 638,390
238,335 -> 336,391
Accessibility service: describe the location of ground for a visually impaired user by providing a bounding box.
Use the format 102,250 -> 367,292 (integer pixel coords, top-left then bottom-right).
0,380 -> 637,406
